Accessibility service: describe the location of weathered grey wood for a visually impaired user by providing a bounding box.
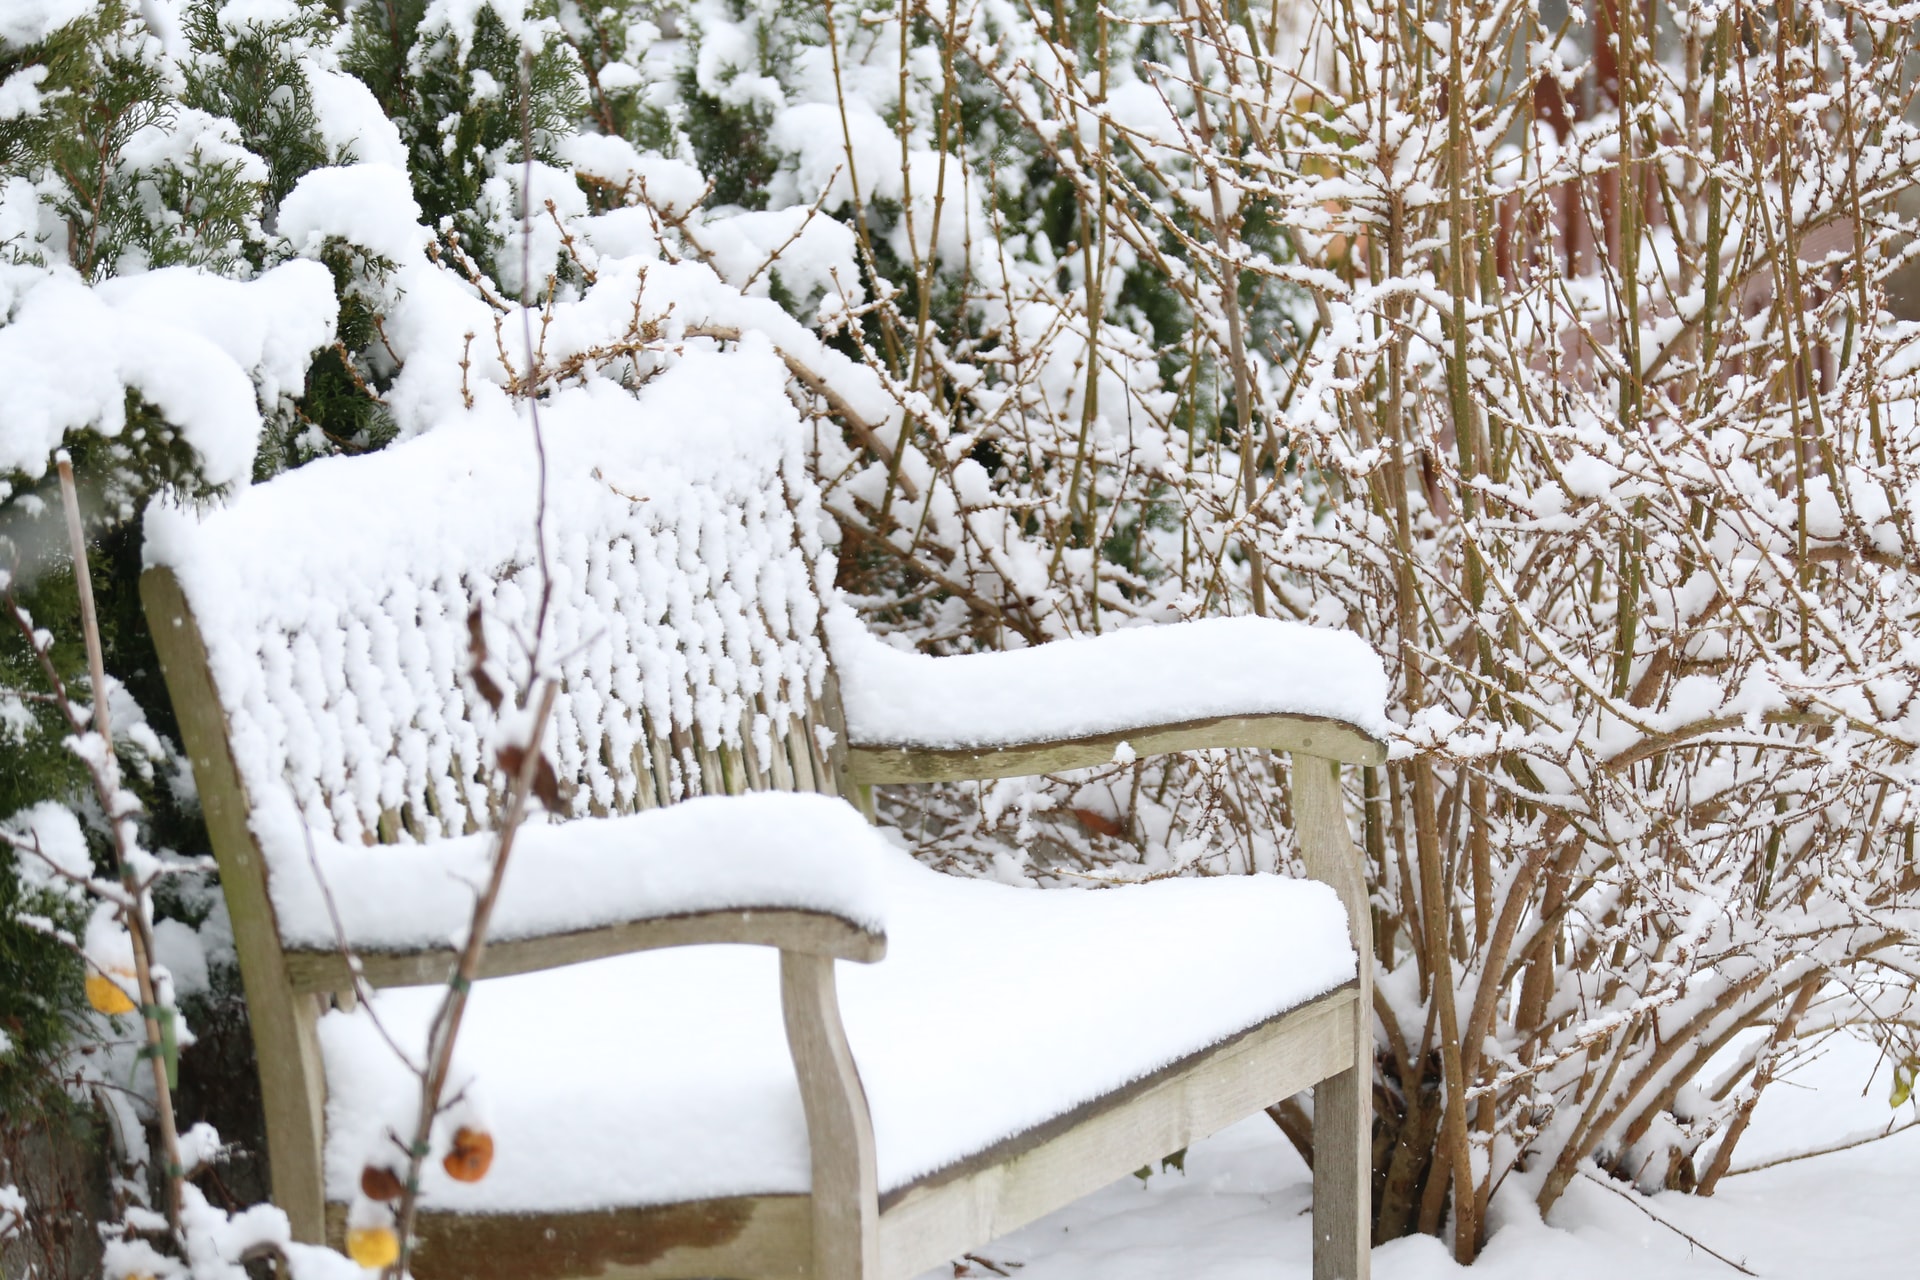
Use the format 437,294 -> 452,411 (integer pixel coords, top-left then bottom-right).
846,712 -> 1387,783
696,723 -> 727,797
140,567 -> 329,1243
645,713 -> 675,808
813,674 -> 852,797
781,953 -> 880,1280
283,908 -> 887,994
786,703 -> 821,796
765,700 -> 798,793
877,985 -> 1359,1279
326,1195 -> 811,1280
629,743 -> 659,810
1292,758 -> 1374,1280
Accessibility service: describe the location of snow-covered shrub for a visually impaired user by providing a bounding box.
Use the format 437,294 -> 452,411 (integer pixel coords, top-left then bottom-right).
342,0 -> 586,286
1201,0 -> 1920,1255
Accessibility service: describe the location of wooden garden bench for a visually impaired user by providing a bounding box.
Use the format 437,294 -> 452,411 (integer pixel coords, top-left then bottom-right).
140,343 -> 1387,1280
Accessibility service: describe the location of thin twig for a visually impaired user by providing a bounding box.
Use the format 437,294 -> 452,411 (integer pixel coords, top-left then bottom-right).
1575,1169 -> 1755,1275
1722,1116 -> 1920,1178
56,455 -> 187,1232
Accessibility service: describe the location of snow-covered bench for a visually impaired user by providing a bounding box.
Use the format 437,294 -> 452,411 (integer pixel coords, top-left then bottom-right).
139,344 -> 1387,1280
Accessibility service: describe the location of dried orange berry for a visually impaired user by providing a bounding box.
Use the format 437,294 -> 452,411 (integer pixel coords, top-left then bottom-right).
442,1126 -> 494,1183
346,1225 -> 400,1270
360,1164 -> 405,1201
87,974 -> 135,1016
345,1223 -> 400,1270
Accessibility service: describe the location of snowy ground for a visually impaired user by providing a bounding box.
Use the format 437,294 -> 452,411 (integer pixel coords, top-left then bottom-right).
919,1035 -> 1920,1280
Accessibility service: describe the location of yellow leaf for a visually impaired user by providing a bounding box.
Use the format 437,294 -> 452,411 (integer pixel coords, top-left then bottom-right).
1890,1060 -> 1917,1109
86,974 -> 135,1016
346,1226 -> 400,1270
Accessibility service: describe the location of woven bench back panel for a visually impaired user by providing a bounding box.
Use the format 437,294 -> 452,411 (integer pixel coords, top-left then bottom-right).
150,381 -> 839,849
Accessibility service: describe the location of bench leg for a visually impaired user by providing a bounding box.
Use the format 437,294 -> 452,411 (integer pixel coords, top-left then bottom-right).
1310,1060 -> 1371,1280
781,952 -> 880,1280
1291,756 -> 1373,1279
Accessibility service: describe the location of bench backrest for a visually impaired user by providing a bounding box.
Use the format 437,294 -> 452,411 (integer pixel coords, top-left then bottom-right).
145,346 -> 846,879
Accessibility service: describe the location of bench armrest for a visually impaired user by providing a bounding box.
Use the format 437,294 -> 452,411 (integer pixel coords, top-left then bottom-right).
285,905 -> 882,993
831,612 -> 1390,782
271,792 -> 890,994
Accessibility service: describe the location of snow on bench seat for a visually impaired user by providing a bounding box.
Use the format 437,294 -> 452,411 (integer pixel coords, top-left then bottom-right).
265,792 -> 890,951
317,841 -> 1355,1212
830,612 -> 1392,750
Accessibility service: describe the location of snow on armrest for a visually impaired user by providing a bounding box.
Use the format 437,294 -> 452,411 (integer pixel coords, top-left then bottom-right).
262,792 -> 889,956
830,611 -> 1391,753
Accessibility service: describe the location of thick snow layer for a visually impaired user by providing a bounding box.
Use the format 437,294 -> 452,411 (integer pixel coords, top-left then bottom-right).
302,66 -> 408,171
770,100 -> 902,210
276,164 -> 430,264
558,133 -> 706,216
146,340 -> 836,863
0,0 -> 94,47
94,262 -> 337,412
831,612 -> 1392,749
273,792 -> 889,950
2,801 -> 90,901
0,261 -> 335,486
317,841 -> 1355,1210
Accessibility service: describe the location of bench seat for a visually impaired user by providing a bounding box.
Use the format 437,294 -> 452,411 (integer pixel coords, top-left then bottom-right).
317,834 -> 1355,1214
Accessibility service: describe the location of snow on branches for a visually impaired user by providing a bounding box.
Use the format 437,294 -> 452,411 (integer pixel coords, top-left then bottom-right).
8,0 -> 1920,1269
